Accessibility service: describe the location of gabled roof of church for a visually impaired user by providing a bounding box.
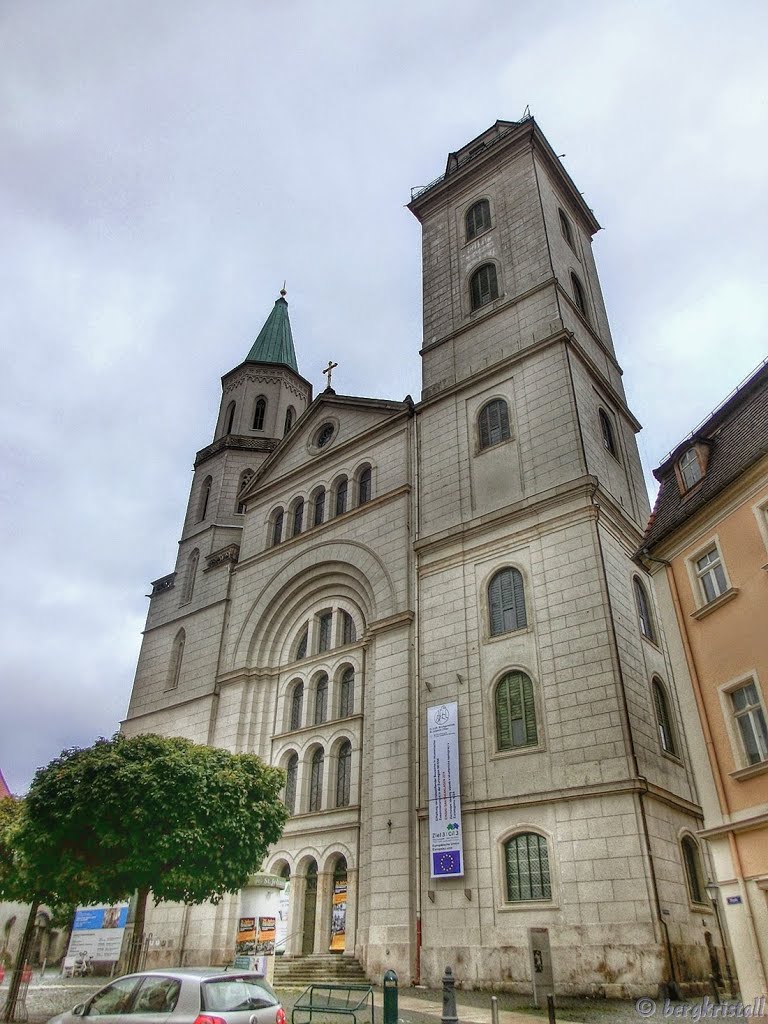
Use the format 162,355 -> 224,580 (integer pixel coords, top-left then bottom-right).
245,292 -> 299,373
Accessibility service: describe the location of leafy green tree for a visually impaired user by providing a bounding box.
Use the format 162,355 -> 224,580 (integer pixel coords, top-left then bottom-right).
13,734 -> 288,982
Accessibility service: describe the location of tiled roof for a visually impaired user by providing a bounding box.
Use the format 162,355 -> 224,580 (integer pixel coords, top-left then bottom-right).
642,361 -> 768,550
0,768 -> 11,798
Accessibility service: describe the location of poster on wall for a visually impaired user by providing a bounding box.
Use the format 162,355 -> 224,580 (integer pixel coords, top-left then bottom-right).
256,916 -> 276,955
329,881 -> 347,952
427,701 -> 464,878
236,917 -> 256,956
64,903 -> 129,968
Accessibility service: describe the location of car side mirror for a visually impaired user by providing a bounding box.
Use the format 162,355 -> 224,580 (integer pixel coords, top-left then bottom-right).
73,1004 -> 86,1017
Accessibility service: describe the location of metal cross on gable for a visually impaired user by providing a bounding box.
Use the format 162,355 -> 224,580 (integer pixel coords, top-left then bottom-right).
323,360 -> 338,388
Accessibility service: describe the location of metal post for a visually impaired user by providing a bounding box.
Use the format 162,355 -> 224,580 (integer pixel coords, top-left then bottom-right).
546,994 -> 556,1024
441,966 -> 458,1024
383,970 -> 398,1024
490,995 -> 499,1024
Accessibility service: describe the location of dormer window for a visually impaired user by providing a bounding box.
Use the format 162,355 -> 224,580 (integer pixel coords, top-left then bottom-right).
466,199 -> 491,241
679,448 -> 703,491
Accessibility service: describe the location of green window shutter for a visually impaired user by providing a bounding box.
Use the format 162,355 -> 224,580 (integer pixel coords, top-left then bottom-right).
522,674 -> 538,745
496,677 -> 513,750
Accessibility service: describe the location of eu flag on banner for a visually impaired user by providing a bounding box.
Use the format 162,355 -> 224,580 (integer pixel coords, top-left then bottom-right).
433,850 -> 461,876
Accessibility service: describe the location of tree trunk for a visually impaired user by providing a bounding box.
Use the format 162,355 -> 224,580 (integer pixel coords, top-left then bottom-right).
2,901 -> 38,1023
127,887 -> 150,973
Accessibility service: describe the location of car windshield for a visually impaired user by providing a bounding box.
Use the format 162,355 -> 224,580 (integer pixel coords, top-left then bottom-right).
201,977 -> 277,1013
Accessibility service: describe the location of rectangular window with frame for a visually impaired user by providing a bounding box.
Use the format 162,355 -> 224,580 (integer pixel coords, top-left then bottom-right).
695,545 -> 727,603
730,681 -> 768,766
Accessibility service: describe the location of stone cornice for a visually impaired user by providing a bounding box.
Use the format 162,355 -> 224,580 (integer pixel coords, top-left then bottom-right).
204,544 -> 240,572
194,434 -> 278,468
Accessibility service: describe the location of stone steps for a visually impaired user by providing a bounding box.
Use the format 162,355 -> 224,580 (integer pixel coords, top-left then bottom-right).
274,954 -> 369,988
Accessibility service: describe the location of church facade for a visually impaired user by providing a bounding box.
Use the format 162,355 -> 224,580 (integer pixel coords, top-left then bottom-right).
123,118 -> 725,996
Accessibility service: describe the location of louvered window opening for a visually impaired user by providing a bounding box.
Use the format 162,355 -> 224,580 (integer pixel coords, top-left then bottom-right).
336,741 -> 352,807
489,568 -> 526,636
290,682 -> 304,731
653,679 -> 677,755
284,754 -> 298,814
479,400 -> 510,450
505,833 -> 551,901
470,264 -> 499,310
315,674 -> 328,725
466,199 -> 491,241
253,398 -> 266,431
495,671 -> 537,750
340,668 -> 354,717
309,749 -> 324,812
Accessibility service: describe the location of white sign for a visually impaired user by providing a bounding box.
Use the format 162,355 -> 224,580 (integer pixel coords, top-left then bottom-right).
64,903 -> 129,968
427,701 -> 464,877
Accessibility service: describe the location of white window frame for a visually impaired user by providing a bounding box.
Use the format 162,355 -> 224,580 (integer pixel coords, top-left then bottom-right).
679,447 -> 703,491
719,673 -> 768,773
687,539 -> 730,607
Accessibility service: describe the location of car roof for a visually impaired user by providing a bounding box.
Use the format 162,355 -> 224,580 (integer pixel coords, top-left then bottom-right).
140,968 -> 270,982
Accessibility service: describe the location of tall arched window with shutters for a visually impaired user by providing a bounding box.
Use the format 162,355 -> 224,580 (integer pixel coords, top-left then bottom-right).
253,397 -> 266,430
336,741 -> 352,807
224,401 -> 236,435
495,671 -> 537,751
478,399 -> 511,450
284,753 -> 298,814
470,263 -> 499,310
465,199 -> 491,241
309,748 -> 324,812
633,577 -> 656,643
652,677 -> 678,756
681,835 -> 706,904
488,568 -> 527,636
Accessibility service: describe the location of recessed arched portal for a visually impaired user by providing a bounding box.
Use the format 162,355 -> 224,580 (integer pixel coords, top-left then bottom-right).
302,860 -> 318,955
329,856 -> 348,953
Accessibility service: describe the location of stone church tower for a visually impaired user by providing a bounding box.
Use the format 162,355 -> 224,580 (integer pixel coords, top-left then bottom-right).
123,118 -> 725,996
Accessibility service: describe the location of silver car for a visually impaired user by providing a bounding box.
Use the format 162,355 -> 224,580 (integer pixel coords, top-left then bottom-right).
47,968 -> 285,1024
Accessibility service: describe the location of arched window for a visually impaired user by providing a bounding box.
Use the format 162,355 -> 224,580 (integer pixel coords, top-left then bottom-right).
236,469 -> 254,514
180,549 -> 199,605
290,681 -> 304,731
334,477 -> 348,516
633,578 -> 656,643
681,835 -> 706,904
571,272 -> 588,319
292,499 -> 304,537
224,401 -> 236,435
653,678 -> 678,756
466,199 -> 491,241
478,399 -> 511,450
314,674 -> 328,725
679,448 -> 702,490
253,397 -> 266,431
470,263 -> 499,311
488,568 -> 527,636
309,748 -> 324,812
336,741 -> 352,808
340,667 -> 355,718
317,611 -> 332,653
599,409 -> 617,458
358,466 -> 371,506
166,629 -> 186,690
198,476 -> 212,522
295,626 -> 308,661
341,611 -> 356,645
284,407 -> 295,436
312,488 -> 325,527
271,508 -> 284,546
495,671 -> 537,750
504,833 -> 551,902
558,208 -> 574,248
284,753 -> 298,814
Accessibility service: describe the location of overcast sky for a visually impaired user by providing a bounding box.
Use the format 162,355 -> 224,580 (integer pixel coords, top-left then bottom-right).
2,1 -> 766,795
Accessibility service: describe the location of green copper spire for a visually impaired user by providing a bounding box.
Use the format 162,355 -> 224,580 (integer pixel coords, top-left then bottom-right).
245,289 -> 299,372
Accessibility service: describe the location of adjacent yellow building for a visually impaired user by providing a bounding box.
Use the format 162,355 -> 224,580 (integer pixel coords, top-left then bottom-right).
641,359 -> 768,1003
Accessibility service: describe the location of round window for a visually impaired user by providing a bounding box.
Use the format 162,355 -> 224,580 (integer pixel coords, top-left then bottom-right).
315,423 -> 335,448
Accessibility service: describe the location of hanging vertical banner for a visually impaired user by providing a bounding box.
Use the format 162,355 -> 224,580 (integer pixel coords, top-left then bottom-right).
427,701 -> 464,878
329,880 -> 347,952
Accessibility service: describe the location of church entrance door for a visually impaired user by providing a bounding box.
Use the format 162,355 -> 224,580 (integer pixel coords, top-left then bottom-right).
302,860 -> 318,954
